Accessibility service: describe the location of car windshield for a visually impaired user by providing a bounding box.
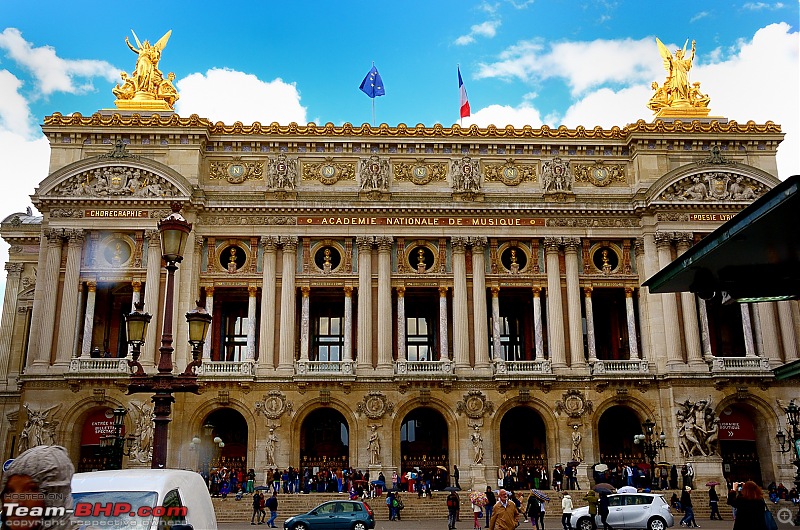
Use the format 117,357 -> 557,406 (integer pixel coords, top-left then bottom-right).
72,491 -> 158,530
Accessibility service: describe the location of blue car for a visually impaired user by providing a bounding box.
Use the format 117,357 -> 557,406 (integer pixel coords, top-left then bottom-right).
283,500 -> 375,530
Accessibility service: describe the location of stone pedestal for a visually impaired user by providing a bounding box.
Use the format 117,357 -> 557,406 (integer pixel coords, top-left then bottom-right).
470,463 -> 487,491
687,456 -> 725,489
577,463 -> 591,489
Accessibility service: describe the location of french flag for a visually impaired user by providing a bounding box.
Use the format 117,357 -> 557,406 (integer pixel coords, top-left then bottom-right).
458,67 -> 471,119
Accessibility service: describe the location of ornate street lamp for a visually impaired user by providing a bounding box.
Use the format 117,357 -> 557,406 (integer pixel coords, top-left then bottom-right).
776,400 -> 800,526
182,303 -> 212,375
125,301 -> 151,376
128,203 -> 202,469
634,418 -> 667,488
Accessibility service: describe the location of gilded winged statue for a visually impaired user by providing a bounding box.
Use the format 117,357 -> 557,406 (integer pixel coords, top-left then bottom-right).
113,30 -> 179,111
648,37 -> 710,117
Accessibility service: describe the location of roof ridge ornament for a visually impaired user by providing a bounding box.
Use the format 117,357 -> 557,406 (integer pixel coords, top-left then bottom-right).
99,139 -> 141,161
648,37 -> 711,119
113,29 -> 178,112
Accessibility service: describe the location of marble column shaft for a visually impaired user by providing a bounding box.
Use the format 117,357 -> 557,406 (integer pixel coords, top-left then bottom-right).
396,287 -> 406,362
741,304 -> 756,356
544,239 -> 567,368
439,287 -> 449,360
756,302 -> 782,363
491,287 -> 501,360
143,230 -> 162,366
278,237 -> 298,372
35,230 -> 64,367
655,233 -> 684,366
471,238 -> 490,369
584,288 -> 597,362
55,230 -> 84,365
344,287 -> 354,362
633,239 -> 653,360
376,237 -> 393,370
259,237 -> 278,369
624,288 -> 639,360
299,286 -> 310,361
697,298 -> 713,360
564,239 -> 585,367
81,282 -> 97,356
778,301 -> 799,361
246,286 -> 258,360
532,287 -> 544,361
25,230 -> 50,369
641,235 -> 666,366
0,263 -> 24,380
203,287 -> 215,360
356,237 -> 373,370
451,238 -> 470,369
676,237 -> 703,366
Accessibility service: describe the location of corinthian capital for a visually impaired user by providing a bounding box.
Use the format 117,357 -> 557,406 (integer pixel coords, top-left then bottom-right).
145,229 -> 161,247
673,232 -> 694,249
260,236 -> 278,251
654,232 -> 673,248
66,229 -> 85,245
543,237 -> 561,252
280,236 -> 299,252
470,237 -> 488,251
562,237 -> 581,251
451,237 -> 468,252
376,236 -> 394,251
356,236 -> 374,251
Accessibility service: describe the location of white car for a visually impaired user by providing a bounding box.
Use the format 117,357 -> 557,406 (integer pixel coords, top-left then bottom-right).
570,493 -> 674,530
71,469 -> 217,530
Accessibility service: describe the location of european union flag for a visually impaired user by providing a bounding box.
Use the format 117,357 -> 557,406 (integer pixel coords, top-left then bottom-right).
359,65 -> 385,98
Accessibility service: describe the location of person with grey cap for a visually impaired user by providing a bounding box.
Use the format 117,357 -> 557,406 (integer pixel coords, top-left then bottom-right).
1,445 -> 76,530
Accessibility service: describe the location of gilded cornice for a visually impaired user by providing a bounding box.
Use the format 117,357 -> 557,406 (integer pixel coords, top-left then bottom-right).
43,113 -> 782,138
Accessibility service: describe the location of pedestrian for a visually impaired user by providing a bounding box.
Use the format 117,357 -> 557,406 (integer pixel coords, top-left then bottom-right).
265,491 -> 278,527
489,489 -> 520,530
485,486 -> 496,528
561,492 -> 573,530
473,499 -> 484,529
679,486 -> 699,527
598,492 -> 613,530
727,482 -> 740,520
454,465 -> 461,489
247,468 -> 256,494
583,490 -> 598,530
708,485 -> 722,520
730,481 -> 768,530
251,491 -> 261,524
525,492 -> 541,528
0,445 -> 76,530
386,491 -> 396,521
538,497 -> 546,530
447,490 -> 460,530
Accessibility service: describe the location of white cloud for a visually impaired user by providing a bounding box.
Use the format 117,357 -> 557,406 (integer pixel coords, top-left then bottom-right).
465,102 -> 545,128
0,70 -> 34,136
742,2 -> 785,9
175,68 -> 307,125
0,28 -> 118,96
455,20 -> 501,46
690,11 -> 710,22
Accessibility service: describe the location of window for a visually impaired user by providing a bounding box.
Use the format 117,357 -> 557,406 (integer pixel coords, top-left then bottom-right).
490,316 -> 524,361
159,488 -> 188,529
314,316 -> 343,361
407,317 -> 434,361
221,310 -> 248,361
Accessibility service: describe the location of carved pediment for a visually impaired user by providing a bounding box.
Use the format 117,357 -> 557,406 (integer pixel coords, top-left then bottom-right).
50,166 -> 180,198
659,171 -> 767,202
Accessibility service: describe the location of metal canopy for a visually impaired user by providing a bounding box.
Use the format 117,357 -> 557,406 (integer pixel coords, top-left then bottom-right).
644,174 -> 800,302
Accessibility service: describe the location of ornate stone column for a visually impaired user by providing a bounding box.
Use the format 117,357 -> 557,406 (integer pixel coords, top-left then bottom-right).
675,234 -> 704,367
633,238 -> 653,360
396,287 -> 406,362
203,286 -> 215,361
439,286 -> 449,360
544,238 -> 567,369
376,236 -> 393,372
741,304 -> 757,357
624,288 -> 640,360
356,236 -> 374,371
246,285 -> 258,360
491,286 -> 501,360
697,298 -> 713,360
259,236 -> 278,371
277,237 -> 298,374
471,237 -> 490,370
584,287 -> 597,363
25,229 -> 50,370
299,286 -> 310,362
143,229 -> 162,366
81,281 -> 97,357
451,237 -> 470,370
563,238 -> 585,368
778,301 -> 799,361
55,229 -> 85,367
655,232 -> 684,367
0,263 -> 24,381
343,286 -> 354,362
756,302 -> 782,365
32,229 -> 64,370
532,286 -> 544,360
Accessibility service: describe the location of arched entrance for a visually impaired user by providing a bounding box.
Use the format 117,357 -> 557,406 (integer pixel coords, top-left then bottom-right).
400,408 -> 449,489
77,408 -> 126,472
598,406 -> 641,469
300,408 -> 349,470
719,405 -> 764,485
500,406 -> 548,488
201,408 -> 248,474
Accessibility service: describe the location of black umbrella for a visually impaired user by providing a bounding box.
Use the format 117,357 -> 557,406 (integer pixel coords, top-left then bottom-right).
594,483 -> 616,494
444,486 -> 460,492
254,486 -> 270,490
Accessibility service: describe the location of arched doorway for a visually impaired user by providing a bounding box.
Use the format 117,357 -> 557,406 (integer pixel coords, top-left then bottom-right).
77,408 -> 127,472
201,408 -> 248,475
500,406 -> 548,489
299,408 -> 349,471
719,405 -> 764,486
598,406 -> 641,469
400,408 -> 449,489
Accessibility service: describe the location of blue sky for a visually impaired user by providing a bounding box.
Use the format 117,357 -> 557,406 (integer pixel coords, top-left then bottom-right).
0,0 -> 798,302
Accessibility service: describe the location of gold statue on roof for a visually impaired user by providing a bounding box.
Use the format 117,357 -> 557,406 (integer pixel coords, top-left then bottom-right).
113,30 -> 179,112
648,37 -> 710,118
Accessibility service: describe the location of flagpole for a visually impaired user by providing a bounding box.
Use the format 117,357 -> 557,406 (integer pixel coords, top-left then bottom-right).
458,63 -> 462,127
372,61 -> 376,127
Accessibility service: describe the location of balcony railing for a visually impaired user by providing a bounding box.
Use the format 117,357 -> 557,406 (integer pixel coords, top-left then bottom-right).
395,359 -> 455,377
197,360 -> 256,379
493,359 -> 553,375
710,356 -> 771,373
295,360 -> 355,376
591,359 -> 649,375
68,357 -> 129,375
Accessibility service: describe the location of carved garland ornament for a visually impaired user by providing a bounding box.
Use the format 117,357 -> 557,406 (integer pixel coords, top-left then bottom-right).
209,157 -> 264,183
573,161 -> 625,187
483,159 -> 536,186
356,392 -> 395,420
255,391 -> 293,421
554,389 -> 593,418
302,158 -> 356,185
455,390 -> 495,419
394,160 -> 447,185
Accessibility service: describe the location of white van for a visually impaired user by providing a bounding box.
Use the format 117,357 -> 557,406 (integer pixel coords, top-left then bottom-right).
71,469 -> 217,530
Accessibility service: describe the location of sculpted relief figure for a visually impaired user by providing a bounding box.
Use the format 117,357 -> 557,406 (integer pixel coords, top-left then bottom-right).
541,157 -> 573,193
676,398 -> 718,458
267,154 -> 297,190
19,403 -> 61,453
128,400 -> 154,464
470,425 -> 484,464
115,30 -> 179,110
265,428 -> 278,466
368,424 -> 382,465
359,155 -> 389,192
649,37 -> 710,115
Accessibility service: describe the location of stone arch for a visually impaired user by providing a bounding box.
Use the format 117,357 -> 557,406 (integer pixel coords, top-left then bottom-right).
490,396 -> 560,472
592,397 -> 660,468
391,397 -> 460,466
184,398 -> 257,471
645,161 -> 779,204
290,399 -> 358,470
56,395 -> 130,469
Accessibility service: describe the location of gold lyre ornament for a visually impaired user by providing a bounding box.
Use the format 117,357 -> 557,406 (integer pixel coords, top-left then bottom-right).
647,37 -> 710,119
113,29 -> 179,112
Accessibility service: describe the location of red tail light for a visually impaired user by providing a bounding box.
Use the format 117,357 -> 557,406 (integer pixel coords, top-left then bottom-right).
363,502 -> 373,517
